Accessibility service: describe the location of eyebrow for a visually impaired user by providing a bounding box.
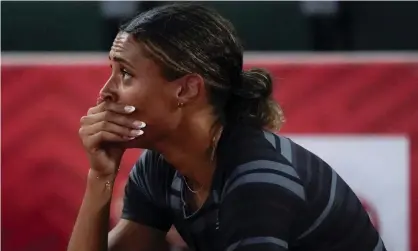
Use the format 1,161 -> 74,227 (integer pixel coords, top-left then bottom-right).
109,55 -> 134,69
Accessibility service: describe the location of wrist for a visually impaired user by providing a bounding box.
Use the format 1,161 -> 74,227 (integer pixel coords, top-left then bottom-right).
87,169 -> 117,192
88,169 -> 117,181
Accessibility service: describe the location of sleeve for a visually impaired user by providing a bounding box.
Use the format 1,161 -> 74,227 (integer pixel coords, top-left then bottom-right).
121,150 -> 173,232
219,159 -> 307,251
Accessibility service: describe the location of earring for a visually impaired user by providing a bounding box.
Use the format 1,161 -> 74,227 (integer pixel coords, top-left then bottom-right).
177,102 -> 184,108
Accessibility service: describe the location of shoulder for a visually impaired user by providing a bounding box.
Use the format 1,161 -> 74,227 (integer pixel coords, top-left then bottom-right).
122,150 -> 174,231
217,129 -> 307,250
218,125 -> 290,168
131,149 -> 173,177
221,158 -> 306,204
129,149 -> 175,204
218,125 -> 305,202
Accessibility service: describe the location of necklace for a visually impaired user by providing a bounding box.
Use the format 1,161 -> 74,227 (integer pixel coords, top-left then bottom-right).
183,126 -> 224,194
183,176 -> 201,194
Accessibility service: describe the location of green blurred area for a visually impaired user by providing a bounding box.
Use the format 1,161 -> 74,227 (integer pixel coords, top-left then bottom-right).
2,1 -> 418,51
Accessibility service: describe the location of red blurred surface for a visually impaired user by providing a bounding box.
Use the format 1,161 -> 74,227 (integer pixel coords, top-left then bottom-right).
2,61 -> 418,251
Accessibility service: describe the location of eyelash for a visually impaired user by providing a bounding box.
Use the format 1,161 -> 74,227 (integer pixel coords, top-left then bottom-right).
121,68 -> 132,79
109,64 -> 132,79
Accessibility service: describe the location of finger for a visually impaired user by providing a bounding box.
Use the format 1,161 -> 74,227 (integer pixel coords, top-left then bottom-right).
87,102 -> 106,115
96,96 -> 104,105
87,102 -> 136,115
84,131 -> 131,149
80,121 -> 144,138
80,111 -> 146,129
103,102 -> 136,115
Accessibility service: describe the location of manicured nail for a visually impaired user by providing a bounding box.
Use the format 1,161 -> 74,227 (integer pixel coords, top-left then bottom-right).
131,129 -> 144,136
124,106 -> 136,113
124,136 -> 136,140
133,121 -> 146,129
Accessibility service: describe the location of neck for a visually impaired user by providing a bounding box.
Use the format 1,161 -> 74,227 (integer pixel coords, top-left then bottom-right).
153,112 -> 222,191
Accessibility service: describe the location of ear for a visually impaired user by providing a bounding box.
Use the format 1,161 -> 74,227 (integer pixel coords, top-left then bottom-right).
175,74 -> 205,105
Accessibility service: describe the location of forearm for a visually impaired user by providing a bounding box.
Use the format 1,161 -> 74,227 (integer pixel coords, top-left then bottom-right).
68,170 -> 116,251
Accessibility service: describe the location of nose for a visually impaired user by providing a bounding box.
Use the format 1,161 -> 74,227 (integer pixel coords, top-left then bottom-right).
99,77 -> 118,103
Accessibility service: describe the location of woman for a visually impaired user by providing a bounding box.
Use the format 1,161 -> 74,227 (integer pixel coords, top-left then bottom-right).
68,3 -> 385,251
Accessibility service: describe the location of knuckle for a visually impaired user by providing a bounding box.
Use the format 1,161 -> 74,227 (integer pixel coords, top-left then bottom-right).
99,121 -> 107,130
97,131 -> 105,140
103,102 -> 112,111
80,116 -> 88,124
87,107 -> 95,115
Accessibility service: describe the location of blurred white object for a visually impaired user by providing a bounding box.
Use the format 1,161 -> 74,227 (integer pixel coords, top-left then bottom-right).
100,1 -> 139,19
300,1 -> 339,16
290,135 -> 409,251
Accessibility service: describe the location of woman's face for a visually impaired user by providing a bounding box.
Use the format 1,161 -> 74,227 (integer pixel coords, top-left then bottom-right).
100,32 -> 199,149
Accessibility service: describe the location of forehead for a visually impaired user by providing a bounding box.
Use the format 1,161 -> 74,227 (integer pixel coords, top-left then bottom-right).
109,32 -> 143,62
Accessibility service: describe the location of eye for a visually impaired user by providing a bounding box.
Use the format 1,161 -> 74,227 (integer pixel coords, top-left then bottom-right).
121,68 -> 132,80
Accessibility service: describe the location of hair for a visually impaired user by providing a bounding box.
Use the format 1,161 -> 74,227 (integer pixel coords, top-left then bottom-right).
120,3 -> 285,130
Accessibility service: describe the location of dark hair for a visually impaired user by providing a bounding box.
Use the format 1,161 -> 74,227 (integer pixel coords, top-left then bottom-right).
120,3 -> 285,130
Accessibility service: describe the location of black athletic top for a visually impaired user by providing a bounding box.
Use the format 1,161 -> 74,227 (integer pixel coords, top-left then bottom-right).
121,124 -> 386,251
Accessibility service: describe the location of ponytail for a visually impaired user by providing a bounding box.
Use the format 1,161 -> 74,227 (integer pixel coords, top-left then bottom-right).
224,68 -> 285,130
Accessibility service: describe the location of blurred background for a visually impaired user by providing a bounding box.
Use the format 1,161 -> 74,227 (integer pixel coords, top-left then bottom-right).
1,1 -> 418,251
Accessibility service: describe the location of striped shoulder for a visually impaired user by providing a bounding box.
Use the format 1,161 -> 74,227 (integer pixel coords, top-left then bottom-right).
262,130 -> 294,165
221,158 -> 306,201
220,131 -> 306,203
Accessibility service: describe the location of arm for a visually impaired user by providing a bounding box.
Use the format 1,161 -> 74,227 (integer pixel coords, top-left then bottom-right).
67,170 -> 117,251
109,156 -> 173,251
70,102 -> 169,251
68,153 -> 172,251
108,219 -> 168,251
67,171 -> 168,251
219,160 -> 306,251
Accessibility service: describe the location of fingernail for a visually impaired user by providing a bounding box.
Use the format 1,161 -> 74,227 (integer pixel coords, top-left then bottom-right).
124,106 -> 136,113
131,129 -> 144,136
124,136 -> 136,140
133,121 -> 146,129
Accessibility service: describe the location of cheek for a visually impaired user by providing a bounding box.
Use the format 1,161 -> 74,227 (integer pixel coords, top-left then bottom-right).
135,88 -> 181,143
126,82 -> 178,126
